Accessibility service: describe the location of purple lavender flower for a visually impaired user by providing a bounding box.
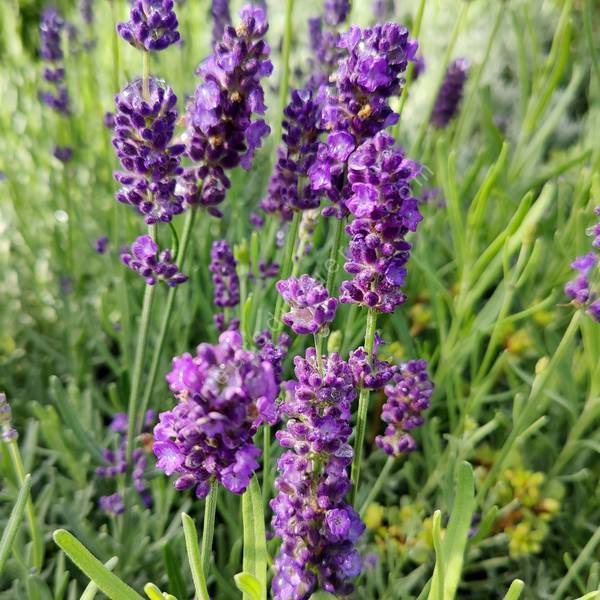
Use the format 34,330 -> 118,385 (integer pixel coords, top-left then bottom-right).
586,206 -> 600,249
254,330 -> 291,385
340,131 -> 422,313
209,240 -> 240,307
53,145 -> 73,162
308,23 -> 417,216
210,0 -> 231,46
97,411 -> 155,513
39,8 -> 70,115
324,0 -> 350,26
261,87 -> 322,220
103,111 -> 115,129
180,5 -> 272,217
80,0 -> 93,25
348,337 -> 396,389
153,331 -> 278,498
271,349 -> 364,599
117,0 -> 180,52
372,0 -> 395,20
375,359 -> 433,456
412,54 -> 426,80
276,275 -> 338,335
431,58 -> 469,128
112,77 -> 185,224
121,235 -> 188,286
95,236 -> 109,254
0,393 -> 18,442
213,313 -> 240,333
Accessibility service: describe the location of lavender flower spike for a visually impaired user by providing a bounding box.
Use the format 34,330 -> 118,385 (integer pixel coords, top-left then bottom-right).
211,0 -> 231,46
113,77 -> 185,224
271,349 -> 364,599
39,8 -> 70,115
180,4 -> 272,216
0,393 -> 18,442
431,58 -> 469,128
121,235 -> 188,287
277,275 -> 338,335
117,0 -> 180,52
209,240 -> 240,307
153,331 -> 278,498
376,359 -> 433,456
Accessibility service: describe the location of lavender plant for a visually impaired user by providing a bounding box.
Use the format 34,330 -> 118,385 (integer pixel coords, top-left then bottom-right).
2,1 -> 600,599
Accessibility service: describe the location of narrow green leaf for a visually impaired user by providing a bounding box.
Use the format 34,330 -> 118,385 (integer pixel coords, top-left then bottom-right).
163,542 -> 187,600
241,477 -> 267,600
144,583 -> 176,600
81,557 -> 119,600
442,463 -> 476,599
428,510 -> 445,600
53,530 -> 143,600
0,474 -> 32,574
502,579 -> 525,600
181,513 -> 210,600
234,572 -> 262,600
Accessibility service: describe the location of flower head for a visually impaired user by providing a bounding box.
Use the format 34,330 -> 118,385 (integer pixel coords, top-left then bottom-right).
121,235 -> 188,286
39,8 -> 70,115
117,0 -> 180,52
376,359 -> 433,456
431,58 -> 469,128
180,4 -> 272,216
154,331 -> 278,497
209,240 -> 239,307
0,393 -> 18,442
113,77 -> 185,224
210,0 -> 231,46
277,275 -> 338,335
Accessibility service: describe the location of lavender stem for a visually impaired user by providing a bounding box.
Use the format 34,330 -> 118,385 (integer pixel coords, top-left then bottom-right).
200,483 -> 219,580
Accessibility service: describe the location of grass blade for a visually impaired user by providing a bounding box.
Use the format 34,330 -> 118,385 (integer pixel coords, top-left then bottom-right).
0,473 -> 32,574
242,476 -> 267,600
181,513 -> 210,600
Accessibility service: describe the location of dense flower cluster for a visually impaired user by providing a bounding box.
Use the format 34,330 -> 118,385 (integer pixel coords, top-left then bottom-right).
308,23 -> 417,216
431,58 -> 469,128
340,131 -> 422,312
112,78 -> 185,224
260,88 -> 322,220
254,330 -> 291,385
375,359 -> 433,456
153,331 -> 278,498
277,275 -> 338,335
117,0 -> 180,52
349,336 -> 396,389
121,235 -> 188,286
96,412 -> 154,515
39,8 -> 70,115
180,5 -> 272,216
209,240 -> 240,307
271,349 -> 364,599
211,0 -> 231,45
0,393 -> 17,442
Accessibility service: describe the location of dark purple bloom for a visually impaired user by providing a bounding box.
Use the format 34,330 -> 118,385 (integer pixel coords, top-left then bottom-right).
564,253 -> 596,304
39,8 -> 71,115
153,331 -> 279,497
324,0 -> 350,26
277,275 -> 338,335
112,77 -> 185,224
254,330 -> 290,385
412,54 -> 426,80
209,240 -> 240,307
213,313 -> 240,333
308,23 -> 417,215
375,359 -> 433,456
210,0 -> 231,46
586,206 -> 600,249
180,5 -> 272,216
103,111 -> 115,129
271,349 -> 364,599
250,211 -> 264,228
97,411 -> 155,514
121,235 -> 188,286
117,0 -> 180,52
95,236 -> 109,254
80,0 -> 93,25
261,87 -> 322,220
340,131 -> 422,313
348,342 -> 396,389
53,145 -> 73,162
431,58 -> 469,128
0,393 -> 18,442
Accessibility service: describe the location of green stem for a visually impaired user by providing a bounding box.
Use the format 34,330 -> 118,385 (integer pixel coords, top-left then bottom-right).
137,210 -> 196,432
359,455 -> 394,517
262,424 -> 271,504
277,0 -> 295,141
6,440 -> 42,571
351,308 -> 378,506
272,211 -> 301,341
109,0 -> 120,93
394,0 -> 427,128
476,311 -> 582,505
200,483 -> 219,580
126,225 -> 157,463
142,51 -> 150,100
325,218 -> 345,296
